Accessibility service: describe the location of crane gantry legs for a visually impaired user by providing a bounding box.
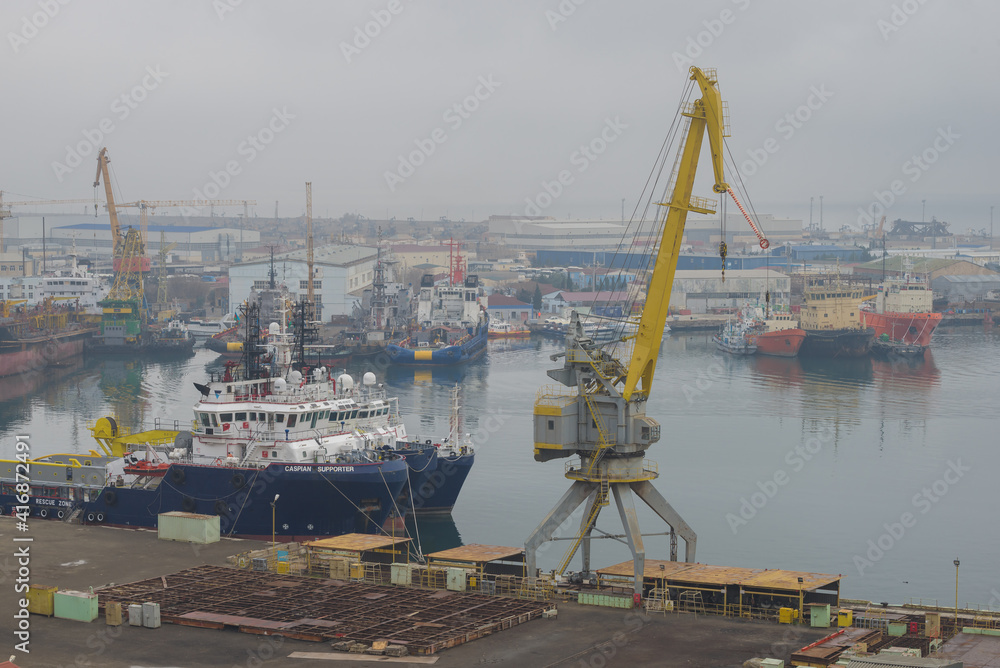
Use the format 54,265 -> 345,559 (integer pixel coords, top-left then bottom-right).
524,476 -> 697,595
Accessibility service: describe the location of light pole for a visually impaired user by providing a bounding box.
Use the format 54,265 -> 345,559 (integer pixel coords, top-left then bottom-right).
954,558 -> 960,632
271,494 -> 280,546
991,205 -> 994,249
922,199 -> 926,223
798,576 -> 804,623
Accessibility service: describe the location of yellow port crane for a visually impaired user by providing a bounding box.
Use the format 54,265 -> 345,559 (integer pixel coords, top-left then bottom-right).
525,68 -> 766,595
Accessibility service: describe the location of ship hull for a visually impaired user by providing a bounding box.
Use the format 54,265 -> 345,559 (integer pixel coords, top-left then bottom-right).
0,330 -> 90,378
20,459 -> 411,541
800,328 -> 874,358
205,327 -> 243,358
385,326 -> 487,366
860,310 -> 942,346
755,328 -> 806,358
396,442 -> 474,513
713,335 -> 756,355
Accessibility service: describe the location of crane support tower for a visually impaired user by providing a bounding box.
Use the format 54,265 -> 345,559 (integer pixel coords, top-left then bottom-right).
306,182 -> 314,304
525,68 -> 747,596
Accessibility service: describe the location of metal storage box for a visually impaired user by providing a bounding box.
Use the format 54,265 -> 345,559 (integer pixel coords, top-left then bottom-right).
142,601 -> 161,628
838,609 -> 853,627
157,511 -> 220,544
808,603 -> 831,628
446,567 -> 467,592
128,603 -> 143,626
778,607 -> 796,624
27,584 -> 57,616
53,590 -> 99,622
391,563 -> 412,586
105,601 -> 123,626
329,557 -> 350,580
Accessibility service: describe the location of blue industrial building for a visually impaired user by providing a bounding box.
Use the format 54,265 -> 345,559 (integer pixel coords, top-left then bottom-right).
534,248 -> 793,271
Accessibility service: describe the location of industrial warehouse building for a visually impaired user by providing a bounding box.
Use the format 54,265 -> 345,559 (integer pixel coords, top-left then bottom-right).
669,269 -> 791,313
487,217 -> 630,250
1,214 -> 259,262
228,244 -> 378,319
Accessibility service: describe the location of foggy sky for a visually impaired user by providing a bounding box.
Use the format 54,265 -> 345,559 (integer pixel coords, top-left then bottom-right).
2,0 -> 997,235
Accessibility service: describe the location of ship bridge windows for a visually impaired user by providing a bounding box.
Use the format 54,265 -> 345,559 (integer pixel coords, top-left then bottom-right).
235,412 -> 247,421
350,409 -> 359,420
199,413 -> 210,427
311,413 -> 319,429
287,414 -> 297,428
275,414 -> 284,423
210,414 -> 218,427
220,413 -> 233,423
249,412 -> 257,421
358,410 -> 369,419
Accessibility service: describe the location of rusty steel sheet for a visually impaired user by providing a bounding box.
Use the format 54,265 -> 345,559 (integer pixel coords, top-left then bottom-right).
97,565 -> 553,655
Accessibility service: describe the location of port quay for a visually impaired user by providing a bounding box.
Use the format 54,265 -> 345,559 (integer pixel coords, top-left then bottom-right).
3,4 -> 1000,665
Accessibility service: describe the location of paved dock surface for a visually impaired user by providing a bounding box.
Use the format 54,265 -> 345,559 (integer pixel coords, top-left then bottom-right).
0,517 -> 828,667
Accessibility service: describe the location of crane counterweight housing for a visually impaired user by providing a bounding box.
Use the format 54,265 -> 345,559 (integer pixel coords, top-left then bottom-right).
525,67 -> 755,596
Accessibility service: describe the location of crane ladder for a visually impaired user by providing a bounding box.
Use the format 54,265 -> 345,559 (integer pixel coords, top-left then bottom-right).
583,393 -> 612,477
556,478 -> 610,575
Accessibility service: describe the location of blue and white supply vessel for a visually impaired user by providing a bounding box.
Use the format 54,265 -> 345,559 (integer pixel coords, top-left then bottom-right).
0,302 -> 474,540
385,273 -> 488,365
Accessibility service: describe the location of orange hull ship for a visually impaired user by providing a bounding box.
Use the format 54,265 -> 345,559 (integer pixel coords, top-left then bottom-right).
860,310 -> 941,346
744,305 -> 806,358
860,274 -> 941,347
754,328 -> 806,357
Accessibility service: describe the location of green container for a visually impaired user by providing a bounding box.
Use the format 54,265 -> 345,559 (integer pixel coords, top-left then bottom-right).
54,590 -> 98,622
887,622 -> 907,636
809,604 -> 831,628
158,511 -> 220,544
446,567 -> 467,592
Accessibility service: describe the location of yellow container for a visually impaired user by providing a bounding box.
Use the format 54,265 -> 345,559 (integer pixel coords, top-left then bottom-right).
28,585 -> 58,616
838,609 -> 853,627
276,561 -> 290,574
778,607 -> 795,624
350,562 -> 363,580
106,602 -> 123,626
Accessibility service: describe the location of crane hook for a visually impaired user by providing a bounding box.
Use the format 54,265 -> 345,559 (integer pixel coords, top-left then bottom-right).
719,241 -> 728,283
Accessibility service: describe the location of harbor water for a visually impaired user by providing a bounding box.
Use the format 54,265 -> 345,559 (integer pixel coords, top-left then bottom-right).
1,326 -> 997,609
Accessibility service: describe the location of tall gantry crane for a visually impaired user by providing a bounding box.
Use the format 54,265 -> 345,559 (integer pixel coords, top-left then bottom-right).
525,68 -> 766,595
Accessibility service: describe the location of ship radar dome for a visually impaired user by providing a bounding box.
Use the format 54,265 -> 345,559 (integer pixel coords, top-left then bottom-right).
363,372 -> 376,386
273,377 -> 287,391
338,374 -> 354,390
268,322 -> 280,336
288,370 -> 302,385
